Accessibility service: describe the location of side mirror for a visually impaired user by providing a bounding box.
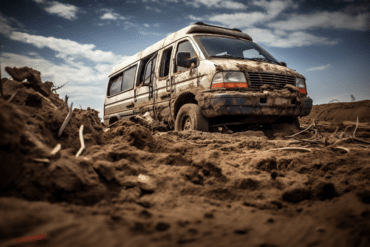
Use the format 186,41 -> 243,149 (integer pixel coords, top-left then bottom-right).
280,61 -> 287,67
176,52 -> 197,68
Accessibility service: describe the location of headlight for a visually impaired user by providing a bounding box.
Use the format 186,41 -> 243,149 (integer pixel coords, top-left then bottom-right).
295,78 -> 306,88
212,72 -> 248,89
296,77 -> 307,94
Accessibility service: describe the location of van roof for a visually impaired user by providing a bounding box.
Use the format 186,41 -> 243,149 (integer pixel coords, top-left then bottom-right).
110,23 -> 253,76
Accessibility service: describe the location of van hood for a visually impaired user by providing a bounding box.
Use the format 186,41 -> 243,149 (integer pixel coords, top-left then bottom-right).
209,58 -> 304,78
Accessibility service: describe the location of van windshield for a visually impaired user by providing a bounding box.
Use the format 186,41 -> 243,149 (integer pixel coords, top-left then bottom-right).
195,36 -> 280,65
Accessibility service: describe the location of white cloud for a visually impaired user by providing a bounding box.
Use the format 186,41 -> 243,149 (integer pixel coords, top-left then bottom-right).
143,0 -> 178,4
207,0 -> 294,28
144,23 -> 150,27
139,30 -> 163,36
7,31 -> 126,64
306,64 -> 332,71
252,0 -> 297,18
188,15 -> 203,21
100,9 -> 126,20
184,0 -> 247,9
268,11 -> 370,31
33,0 -> 80,20
145,5 -> 162,12
209,12 -> 267,28
243,28 -> 339,48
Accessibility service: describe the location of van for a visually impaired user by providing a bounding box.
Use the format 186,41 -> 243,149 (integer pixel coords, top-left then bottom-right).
103,22 -> 313,132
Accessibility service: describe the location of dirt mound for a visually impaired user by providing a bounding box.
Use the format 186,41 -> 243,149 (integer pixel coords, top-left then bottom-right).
302,100 -> 370,124
1,67 -> 370,247
0,69 -> 107,204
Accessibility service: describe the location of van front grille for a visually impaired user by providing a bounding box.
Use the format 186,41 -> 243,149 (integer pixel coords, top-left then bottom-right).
247,72 -> 296,90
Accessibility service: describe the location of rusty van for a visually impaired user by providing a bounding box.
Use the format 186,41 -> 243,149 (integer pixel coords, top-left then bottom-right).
103,22 -> 313,132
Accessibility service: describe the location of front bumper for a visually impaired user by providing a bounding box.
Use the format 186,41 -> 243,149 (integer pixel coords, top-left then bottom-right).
197,91 -> 313,119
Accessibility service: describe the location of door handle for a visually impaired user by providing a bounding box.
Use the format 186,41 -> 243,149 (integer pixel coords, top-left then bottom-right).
160,93 -> 171,99
126,102 -> 135,108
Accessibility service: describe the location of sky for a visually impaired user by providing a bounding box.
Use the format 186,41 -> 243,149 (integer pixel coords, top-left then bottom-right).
1,0 -> 369,120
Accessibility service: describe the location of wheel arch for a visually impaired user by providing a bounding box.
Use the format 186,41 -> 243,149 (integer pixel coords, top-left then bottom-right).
173,92 -> 198,120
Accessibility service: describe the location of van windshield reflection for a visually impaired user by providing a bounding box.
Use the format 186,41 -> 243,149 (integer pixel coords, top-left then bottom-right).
195,36 -> 280,65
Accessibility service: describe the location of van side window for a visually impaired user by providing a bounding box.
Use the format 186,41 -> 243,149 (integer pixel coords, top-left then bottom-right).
160,47 -> 172,77
109,73 -> 123,96
141,55 -> 157,85
175,40 -> 197,73
122,65 -> 137,91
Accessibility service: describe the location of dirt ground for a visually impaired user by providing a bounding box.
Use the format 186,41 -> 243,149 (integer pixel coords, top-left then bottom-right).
1,69 -> 370,247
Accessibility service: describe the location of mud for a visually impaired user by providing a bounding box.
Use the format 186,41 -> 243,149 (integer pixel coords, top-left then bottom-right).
1,68 -> 370,247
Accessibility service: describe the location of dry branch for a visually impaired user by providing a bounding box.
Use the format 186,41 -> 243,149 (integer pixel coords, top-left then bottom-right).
65,95 -> 69,106
33,158 -> 50,163
7,89 -> 19,103
339,126 -> 349,139
313,107 -> 333,125
50,143 -> 61,156
267,147 -> 312,152
52,81 -> 68,93
76,125 -> 85,157
330,146 -> 350,153
352,137 -> 370,145
35,92 -> 58,110
285,123 -> 314,138
353,116 -> 359,138
330,127 -> 339,138
58,102 -> 73,137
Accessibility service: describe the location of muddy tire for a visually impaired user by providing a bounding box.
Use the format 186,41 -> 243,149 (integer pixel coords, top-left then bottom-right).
175,104 -> 209,132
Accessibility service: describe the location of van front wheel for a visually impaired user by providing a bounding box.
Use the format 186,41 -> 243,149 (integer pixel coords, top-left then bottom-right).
175,104 -> 209,132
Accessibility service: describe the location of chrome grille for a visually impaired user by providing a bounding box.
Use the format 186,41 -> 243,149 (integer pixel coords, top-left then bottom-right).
247,72 -> 296,90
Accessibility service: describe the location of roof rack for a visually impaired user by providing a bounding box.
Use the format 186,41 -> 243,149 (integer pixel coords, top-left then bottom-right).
194,22 -> 242,33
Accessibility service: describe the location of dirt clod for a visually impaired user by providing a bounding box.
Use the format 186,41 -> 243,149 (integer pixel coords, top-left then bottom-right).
282,185 -> 311,203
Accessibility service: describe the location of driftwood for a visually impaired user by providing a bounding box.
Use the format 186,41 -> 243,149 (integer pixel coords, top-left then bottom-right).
58,102 -> 73,137
76,125 -> 85,157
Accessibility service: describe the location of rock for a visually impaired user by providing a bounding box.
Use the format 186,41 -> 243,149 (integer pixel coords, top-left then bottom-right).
282,185 -> 310,203
155,222 -> 170,231
234,178 -> 259,190
93,160 -> 116,182
119,174 -> 156,192
313,181 -> 338,200
115,187 -> 141,203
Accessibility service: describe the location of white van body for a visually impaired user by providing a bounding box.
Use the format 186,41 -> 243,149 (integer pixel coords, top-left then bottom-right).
104,23 -> 312,131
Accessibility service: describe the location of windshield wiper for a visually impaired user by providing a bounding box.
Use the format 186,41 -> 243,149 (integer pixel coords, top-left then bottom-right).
211,54 -> 245,60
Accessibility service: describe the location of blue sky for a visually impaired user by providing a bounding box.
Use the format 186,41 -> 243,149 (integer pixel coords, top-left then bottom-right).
1,0 -> 369,119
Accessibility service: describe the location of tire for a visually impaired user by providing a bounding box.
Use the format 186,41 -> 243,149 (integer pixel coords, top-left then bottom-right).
175,104 -> 209,132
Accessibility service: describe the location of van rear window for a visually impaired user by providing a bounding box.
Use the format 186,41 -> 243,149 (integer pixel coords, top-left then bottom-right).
109,74 -> 123,95
108,65 -> 137,96
122,65 -> 137,91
